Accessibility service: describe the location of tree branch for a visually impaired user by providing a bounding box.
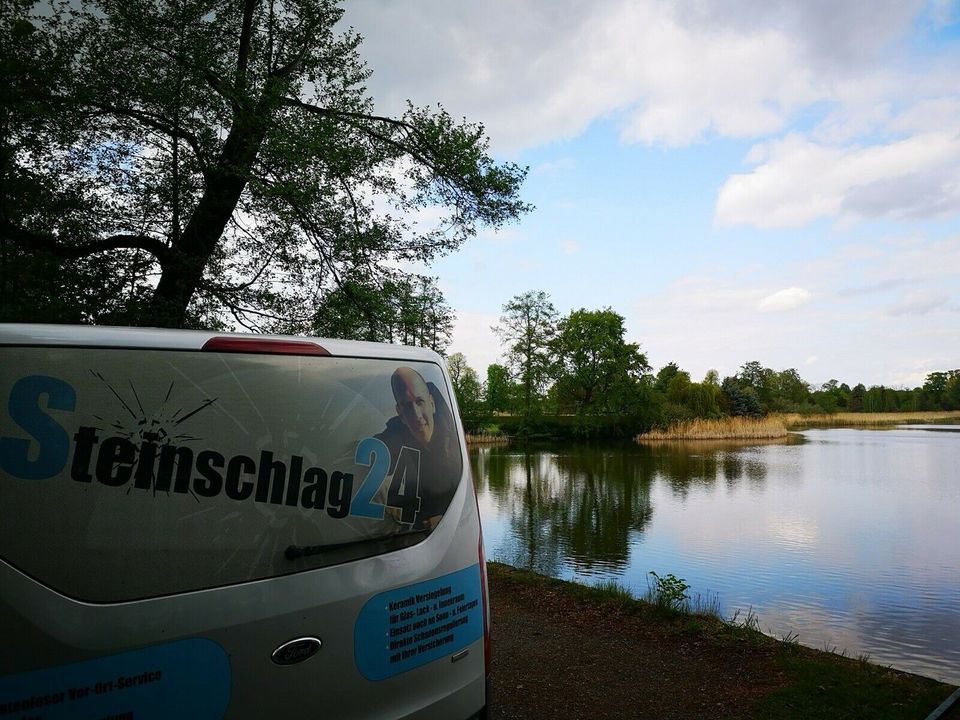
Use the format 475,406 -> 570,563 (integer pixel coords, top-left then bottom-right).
1,220 -> 168,261
59,98 -> 210,169
234,0 -> 256,94
279,96 -> 412,131
282,98 -> 446,181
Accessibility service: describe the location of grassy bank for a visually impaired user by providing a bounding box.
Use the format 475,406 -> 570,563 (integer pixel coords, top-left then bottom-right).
637,415 -> 790,441
488,562 -> 956,719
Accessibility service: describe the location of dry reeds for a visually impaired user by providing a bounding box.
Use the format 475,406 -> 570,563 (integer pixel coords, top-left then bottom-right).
636,416 -> 789,442
465,431 -> 510,445
636,410 -> 960,443
780,410 -> 960,428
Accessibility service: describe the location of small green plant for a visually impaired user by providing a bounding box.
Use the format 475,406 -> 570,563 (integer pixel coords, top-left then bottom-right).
647,571 -> 690,611
691,591 -> 722,618
780,630 -> 800,645
730,607 -> 761,632
594,579 -> 635,604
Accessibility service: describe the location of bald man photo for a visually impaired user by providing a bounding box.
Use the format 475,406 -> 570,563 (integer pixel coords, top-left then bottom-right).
375,367 -> 460,531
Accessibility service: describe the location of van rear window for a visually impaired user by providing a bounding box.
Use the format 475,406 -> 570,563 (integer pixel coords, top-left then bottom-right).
0,348 -> 463,602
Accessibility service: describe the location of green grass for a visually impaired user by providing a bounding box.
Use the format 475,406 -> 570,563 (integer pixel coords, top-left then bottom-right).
754,650 -> 950,720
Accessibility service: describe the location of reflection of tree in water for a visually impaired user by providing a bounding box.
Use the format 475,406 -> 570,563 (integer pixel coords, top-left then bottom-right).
471,443 -> 655,576
471,440 -> 797,576
638,441 -> 772,498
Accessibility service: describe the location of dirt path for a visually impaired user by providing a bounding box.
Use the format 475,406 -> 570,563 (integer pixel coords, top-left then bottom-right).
485,563 -> 955,720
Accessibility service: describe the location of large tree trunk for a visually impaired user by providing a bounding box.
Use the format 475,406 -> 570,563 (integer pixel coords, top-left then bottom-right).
142,110 -> 268,328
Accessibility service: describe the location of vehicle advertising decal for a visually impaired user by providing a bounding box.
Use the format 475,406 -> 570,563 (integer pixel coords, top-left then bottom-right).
0,352 -> 463,600
0,637 -> 230,719
354,564 -> 483,681
0,369 -> 459,523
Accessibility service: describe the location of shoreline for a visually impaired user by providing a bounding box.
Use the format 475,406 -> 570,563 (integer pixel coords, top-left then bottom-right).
487,562 -> 957,719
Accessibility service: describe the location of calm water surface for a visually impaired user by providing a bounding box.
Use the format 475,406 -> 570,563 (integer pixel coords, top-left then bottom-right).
471,426 -> 960,683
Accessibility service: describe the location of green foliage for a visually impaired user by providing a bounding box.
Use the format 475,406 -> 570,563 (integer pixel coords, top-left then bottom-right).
493,290 -> 557,415
721,377 -> 763,417
309,275 -> 452,351
484,363 -> 513,414
849,383 -> 866,412
647,571 -> 690,612
447,352 -> 483,422
921,370 -> 960,410
1,0 -> 529,329
655,362 -> 682,393
549,307 -> 650,415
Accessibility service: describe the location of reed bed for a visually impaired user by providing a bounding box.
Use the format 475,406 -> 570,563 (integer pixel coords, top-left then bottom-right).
465,431 -> 510,445
636,416 -> 789,442
781,410 -> 960,428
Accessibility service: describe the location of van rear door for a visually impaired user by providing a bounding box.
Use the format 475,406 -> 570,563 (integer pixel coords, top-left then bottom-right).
0,329 -> 487,719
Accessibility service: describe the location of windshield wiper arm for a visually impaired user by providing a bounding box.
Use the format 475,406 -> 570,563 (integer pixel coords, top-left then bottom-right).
285,528 -> 429,561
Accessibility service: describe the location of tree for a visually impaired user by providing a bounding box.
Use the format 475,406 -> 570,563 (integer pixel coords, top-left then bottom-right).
310,274 -> 452,351
447,352 -> 470,389
1,0 -> 529,329
738,361 -> 773,409
493,290 -> 557,414
769,368 -> 810,411
655,362 -> 682,393
484,363 -> 512,413
721,377 -> 763,417
849,383 -> 866,412
549,308 -> 649,414
446,352 -> 482,420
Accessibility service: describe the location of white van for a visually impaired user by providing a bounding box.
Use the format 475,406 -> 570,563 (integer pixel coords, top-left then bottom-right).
0,324 -> 490,719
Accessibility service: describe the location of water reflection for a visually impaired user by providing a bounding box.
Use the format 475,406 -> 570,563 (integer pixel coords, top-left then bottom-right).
639,441 -> 777,497
472,429 -> 960,684
473,439 -> 796,575
473,443 -> 656,575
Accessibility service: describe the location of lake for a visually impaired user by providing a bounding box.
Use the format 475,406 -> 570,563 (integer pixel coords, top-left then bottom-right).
471,426 -> 960,684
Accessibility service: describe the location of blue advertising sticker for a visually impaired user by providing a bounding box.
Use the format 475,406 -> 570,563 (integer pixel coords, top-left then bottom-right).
0,638 -> 230,719
354,564 -> 484,681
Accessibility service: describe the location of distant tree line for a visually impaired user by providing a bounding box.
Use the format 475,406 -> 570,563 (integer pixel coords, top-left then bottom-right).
447,290 -> 960,437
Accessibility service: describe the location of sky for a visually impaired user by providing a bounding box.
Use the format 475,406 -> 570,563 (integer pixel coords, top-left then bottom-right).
341,0 -> 960,389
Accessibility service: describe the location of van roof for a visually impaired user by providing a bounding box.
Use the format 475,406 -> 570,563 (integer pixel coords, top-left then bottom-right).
0,323 -> 445,364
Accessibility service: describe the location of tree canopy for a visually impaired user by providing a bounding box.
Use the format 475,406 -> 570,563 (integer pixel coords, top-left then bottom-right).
493,290 -> 557,415
1,0 -> 529,330
550,307 -> 649,414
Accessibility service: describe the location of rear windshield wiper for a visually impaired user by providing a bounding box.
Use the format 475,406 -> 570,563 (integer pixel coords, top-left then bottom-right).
285,528 -> 429,561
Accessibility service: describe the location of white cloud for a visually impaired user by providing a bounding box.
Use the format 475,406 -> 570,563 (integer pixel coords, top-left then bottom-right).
562,240 -> 579,255
806,355 -> 819,365
344,1 -> 960,232
628,235 -> 960,386
447,312 -> 502,375
343,1 -> 838,150
758,287 -> 813,312
887,289 -> 950,316
716,132 -> 960,227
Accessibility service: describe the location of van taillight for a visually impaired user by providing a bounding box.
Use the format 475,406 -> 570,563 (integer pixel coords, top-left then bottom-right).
201,337 -> 330,355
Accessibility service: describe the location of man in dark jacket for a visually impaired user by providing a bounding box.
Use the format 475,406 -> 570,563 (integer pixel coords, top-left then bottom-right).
375,367 -> 460,531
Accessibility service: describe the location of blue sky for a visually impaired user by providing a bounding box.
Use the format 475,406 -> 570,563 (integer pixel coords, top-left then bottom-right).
344,0 -> 960,388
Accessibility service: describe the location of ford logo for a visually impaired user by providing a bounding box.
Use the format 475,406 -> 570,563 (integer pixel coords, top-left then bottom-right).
271,637 -> 322,665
